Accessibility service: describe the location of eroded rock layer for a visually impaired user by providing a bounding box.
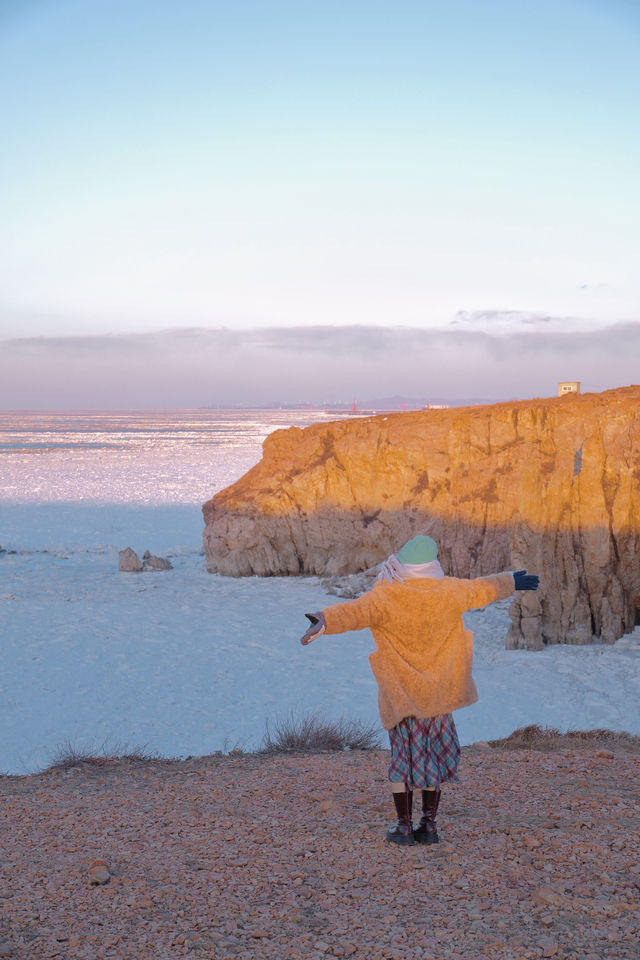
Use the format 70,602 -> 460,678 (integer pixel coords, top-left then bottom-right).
203,386 -> 640,648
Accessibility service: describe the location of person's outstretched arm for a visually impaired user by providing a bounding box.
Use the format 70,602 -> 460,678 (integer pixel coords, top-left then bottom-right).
299,590 -> 379,646
461,569 -> 538,612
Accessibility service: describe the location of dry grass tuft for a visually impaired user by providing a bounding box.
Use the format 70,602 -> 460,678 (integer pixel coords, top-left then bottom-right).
261,712 -> 382,754
45,738 -> 164,772
488,724 -> 640,753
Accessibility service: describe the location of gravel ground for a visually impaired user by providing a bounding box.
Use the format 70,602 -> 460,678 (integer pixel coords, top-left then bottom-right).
1,743 -> 639,960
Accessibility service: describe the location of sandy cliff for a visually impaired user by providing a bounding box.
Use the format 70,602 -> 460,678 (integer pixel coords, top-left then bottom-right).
203,386 -> 640,648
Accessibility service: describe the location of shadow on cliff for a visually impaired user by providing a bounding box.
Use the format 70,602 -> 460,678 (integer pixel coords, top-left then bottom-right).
202,504 -> 640,651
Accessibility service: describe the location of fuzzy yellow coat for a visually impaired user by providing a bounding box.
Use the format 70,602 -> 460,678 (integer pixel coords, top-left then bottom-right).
322,572 -> 515,730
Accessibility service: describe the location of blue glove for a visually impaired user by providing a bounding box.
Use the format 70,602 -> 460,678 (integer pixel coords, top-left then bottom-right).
300,612 -> 326,645
513,570 -> 539,591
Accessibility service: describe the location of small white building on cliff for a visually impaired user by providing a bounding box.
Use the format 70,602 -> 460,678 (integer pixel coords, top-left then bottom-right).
558,381 -> 581,396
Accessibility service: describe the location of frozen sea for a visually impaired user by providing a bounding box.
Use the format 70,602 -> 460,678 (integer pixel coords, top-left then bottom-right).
1,409 -> 639,776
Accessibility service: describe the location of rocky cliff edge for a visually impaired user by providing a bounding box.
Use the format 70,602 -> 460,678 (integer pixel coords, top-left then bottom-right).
203,386 -> 640,648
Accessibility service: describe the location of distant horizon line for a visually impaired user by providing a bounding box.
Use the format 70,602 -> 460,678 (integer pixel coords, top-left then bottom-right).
3,383 -> 636,416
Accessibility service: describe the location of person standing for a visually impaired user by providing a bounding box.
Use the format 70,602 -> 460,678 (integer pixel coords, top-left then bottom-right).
300,535 -> 539,846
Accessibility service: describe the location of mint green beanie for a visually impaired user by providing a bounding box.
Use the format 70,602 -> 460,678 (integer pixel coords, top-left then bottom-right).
396,535 -> 438,565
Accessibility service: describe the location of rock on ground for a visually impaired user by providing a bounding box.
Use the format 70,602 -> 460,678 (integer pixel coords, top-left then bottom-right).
142,554 -> 173,571
118,547 -> 143,572
119,548 -> 173,572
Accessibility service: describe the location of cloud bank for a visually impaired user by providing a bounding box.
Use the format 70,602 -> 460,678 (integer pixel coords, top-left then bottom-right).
1,322 -> 638,408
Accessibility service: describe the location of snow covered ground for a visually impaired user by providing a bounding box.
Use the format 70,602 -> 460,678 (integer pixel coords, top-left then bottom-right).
2,411 -> 639,775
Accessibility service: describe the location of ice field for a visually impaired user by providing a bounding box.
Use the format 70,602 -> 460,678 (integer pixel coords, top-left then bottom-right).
2,410 -> 639,775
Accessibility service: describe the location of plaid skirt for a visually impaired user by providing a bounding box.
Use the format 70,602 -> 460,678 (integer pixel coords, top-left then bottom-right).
388,714 -> 460,789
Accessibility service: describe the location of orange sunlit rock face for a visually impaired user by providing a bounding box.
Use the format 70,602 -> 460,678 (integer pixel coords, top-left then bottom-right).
203,386 -> 640,648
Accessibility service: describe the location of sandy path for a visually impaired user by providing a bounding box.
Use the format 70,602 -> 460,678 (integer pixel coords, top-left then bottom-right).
1,744 -> 638,960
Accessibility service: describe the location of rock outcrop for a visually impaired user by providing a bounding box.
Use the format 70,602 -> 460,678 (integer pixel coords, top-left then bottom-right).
119,547 -> 143,572
203,386 -> 640,648
142,550 -> 173,571
119,548 -> 173,572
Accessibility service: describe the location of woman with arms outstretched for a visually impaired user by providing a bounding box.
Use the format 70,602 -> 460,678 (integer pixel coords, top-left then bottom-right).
301,535 -> 539,846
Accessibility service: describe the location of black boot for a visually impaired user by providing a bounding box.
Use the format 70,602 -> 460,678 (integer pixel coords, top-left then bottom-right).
385,789 -> 414,845
413,788 -> 441,844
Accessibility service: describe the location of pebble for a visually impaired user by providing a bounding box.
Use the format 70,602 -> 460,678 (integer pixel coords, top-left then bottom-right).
87,860 -> 111,885
538,936 -> 559,957
532,886 -> 570,908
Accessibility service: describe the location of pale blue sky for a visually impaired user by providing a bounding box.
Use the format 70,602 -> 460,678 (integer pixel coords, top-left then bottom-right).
0,1 -> 639,405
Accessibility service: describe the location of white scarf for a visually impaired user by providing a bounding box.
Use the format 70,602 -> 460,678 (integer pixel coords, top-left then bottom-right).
376,554 -> 445,585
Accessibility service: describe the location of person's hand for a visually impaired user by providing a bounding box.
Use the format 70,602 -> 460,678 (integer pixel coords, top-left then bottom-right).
300,612 -> 326,645
513,570 -> 540,591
